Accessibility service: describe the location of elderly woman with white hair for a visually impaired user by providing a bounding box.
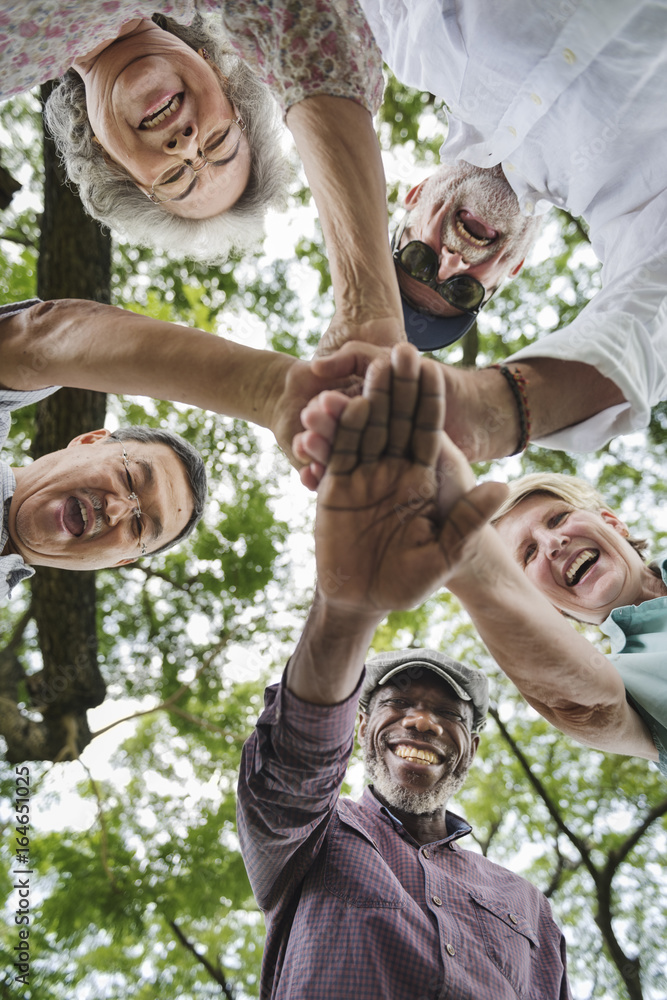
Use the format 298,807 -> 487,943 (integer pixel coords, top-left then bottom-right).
1,2 -> 407,351
0,2 -> 391,275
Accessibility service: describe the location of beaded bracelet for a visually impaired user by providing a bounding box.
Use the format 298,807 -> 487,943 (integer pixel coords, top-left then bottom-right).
489,364 -> 531,455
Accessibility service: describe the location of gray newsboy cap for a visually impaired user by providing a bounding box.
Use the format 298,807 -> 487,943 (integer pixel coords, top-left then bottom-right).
359,649 -> 488,733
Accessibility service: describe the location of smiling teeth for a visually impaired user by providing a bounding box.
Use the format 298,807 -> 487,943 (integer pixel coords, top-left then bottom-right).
393,745 -> 439,764
141,94 -> 181,130
565,549 -> 598,586
77,498 -> 88,528
455,216 -> 494,247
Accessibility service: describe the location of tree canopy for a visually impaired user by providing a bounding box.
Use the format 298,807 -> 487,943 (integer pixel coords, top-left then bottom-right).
0,74 -> 666,1000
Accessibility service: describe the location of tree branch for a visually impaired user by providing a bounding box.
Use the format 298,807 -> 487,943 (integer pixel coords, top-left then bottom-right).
606,796 -> 667,874
490,707 -> 599,882
90,635 -> 229,740
492,708 -> 646,999
168,704 -> 227,736
2,600 -> 35,652
168,918 -> 235,998
0,229 -> 38,249
81,760 -> 118,892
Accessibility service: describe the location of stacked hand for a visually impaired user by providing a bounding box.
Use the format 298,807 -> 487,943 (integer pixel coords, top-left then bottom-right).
313,344 -> 507,615
314,314 -> 406,359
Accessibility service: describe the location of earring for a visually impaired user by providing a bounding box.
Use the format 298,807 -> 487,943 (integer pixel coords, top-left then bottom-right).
198,47 -> 210,60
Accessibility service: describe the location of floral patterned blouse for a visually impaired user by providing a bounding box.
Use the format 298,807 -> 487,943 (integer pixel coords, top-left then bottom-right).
0,0 -> 383,115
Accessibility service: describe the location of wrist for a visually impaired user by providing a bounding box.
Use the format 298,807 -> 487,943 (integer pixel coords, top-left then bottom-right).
286,588 -> 382,704
443,365 -> 522,461
315,582 -> 386,631
254,350 -> 295,432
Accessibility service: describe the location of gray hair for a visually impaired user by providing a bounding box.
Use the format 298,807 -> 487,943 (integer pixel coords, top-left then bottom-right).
106,426 -> 207,555
44,13 -> 290,262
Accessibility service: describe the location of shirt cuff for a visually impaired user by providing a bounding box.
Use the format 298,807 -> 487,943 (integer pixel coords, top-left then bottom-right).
0,298 -> 42,322
259,670 -> 365,752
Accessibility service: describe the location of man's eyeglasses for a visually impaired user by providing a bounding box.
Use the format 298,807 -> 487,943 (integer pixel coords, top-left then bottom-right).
149,118 -> 246,204
121,447 -> 147,557
391,215 -> 486,315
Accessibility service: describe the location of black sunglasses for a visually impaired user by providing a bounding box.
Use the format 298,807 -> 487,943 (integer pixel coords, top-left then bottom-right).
391,216 -> 486,314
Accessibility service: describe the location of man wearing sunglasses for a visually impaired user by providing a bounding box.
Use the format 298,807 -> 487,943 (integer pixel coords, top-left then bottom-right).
304,0 -> 666,466
390,174 -> 541,351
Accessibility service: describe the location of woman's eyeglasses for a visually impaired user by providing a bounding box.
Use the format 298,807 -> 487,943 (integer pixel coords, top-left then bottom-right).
149,118 -> 246,204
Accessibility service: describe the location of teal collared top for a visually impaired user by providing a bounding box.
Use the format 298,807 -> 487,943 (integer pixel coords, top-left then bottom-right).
599,554 -> 667,778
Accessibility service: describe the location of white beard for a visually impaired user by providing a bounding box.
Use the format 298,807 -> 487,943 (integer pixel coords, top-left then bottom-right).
410,162 -> 539,268
361,729 -> 469,816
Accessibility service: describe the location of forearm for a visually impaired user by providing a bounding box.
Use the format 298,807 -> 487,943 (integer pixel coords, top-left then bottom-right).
446,525 -> 657,759
0,299 -> 292,429
443,358 -> 627,462
287,96 -> 404,341
286,588 -> 382,705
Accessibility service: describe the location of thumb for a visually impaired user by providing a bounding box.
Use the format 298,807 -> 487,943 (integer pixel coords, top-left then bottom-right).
311,342 -> 380,379
439,481 -> 509,554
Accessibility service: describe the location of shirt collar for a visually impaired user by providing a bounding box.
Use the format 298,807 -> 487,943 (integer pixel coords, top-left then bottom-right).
600,551 -> 667,650
363,785 -> 472,846
0,461 -> 33,597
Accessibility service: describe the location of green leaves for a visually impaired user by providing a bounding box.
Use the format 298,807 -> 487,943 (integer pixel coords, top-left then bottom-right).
1,69 -> 667,1000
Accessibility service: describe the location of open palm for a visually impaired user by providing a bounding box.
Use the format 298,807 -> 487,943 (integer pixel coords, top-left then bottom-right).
315,346 -> 506,615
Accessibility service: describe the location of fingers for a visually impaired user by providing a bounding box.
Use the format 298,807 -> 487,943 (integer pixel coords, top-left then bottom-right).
293,389 -> 352,473
327,395 -> 372,475
389,346 -> 421,458
299,461 -> 325,492
301,390 -> 349,439
311,341 -> 389,379
359,350 -> 391,462
303,343 -> 440,477
355,343 -> 441,465
293,428 -> 332,467
410,358 -> 445,469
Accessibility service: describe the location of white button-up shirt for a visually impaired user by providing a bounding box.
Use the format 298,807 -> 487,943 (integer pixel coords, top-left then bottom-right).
361,0 -> 667,450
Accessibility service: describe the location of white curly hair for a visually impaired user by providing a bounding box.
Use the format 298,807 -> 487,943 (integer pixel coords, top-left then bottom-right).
44,13 -> 291,262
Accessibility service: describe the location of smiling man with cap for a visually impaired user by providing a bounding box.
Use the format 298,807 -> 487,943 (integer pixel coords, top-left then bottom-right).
237,344 -> 570,999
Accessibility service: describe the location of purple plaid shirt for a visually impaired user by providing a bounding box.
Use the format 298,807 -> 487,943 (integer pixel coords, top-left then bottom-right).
237,676 -> 572,1000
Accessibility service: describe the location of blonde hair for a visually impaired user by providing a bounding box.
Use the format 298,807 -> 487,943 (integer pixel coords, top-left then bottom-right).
491,472 -> 650,558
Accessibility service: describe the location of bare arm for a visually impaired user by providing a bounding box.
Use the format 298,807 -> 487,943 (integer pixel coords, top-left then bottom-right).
294,372 -> 655,759
446,522 -> 657,759
427,430 -> 657,760
440,357 -> 627,461
286,97 -> 406,355
0,298 -> 356,465
293,346 -> 628,480
286,344 -> 503,704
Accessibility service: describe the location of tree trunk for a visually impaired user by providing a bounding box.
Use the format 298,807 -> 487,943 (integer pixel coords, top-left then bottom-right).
1,82 -> 111,763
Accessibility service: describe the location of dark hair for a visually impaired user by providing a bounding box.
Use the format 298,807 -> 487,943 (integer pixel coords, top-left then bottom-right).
107,427 -> 207,555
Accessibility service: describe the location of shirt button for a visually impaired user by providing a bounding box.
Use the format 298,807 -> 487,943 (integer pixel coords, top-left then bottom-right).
432,895 -> 442,906
446,943 -> 456,956
563,48 -> 576,64
524,200 -> 534,212
530,92 -> 542,105
509,913 -> 518,925
422,848 -> 430,859
505,162 -> 515,172
507,125 -> 517,137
